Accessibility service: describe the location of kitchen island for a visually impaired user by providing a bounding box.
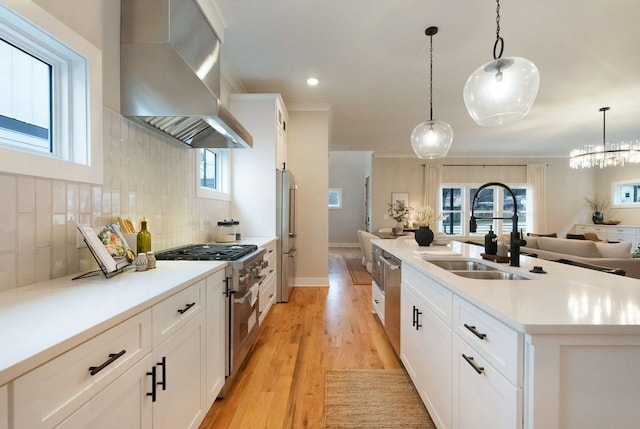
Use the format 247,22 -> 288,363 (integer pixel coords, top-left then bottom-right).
373,238 -> 640,429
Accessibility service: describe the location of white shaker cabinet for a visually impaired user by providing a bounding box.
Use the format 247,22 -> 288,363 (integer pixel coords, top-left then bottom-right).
151,312 -> 207,429
56,355 -> 153,429
205,269 -> 227,405
401,265 -> 452,429
258,240 -> 278,324
0,384 -> 7,429
230,93 -> 288,238
452,335 -> 520,429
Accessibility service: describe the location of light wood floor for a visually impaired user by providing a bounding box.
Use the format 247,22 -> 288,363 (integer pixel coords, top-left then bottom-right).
199,247 -> 401,429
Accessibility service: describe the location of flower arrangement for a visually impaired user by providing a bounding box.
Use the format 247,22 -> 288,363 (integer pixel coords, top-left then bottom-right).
387,200 -> 410,223
413,206 -> 444,228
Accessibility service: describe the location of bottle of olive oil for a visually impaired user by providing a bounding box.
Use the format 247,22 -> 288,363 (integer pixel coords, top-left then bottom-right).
137,218 -> 152,253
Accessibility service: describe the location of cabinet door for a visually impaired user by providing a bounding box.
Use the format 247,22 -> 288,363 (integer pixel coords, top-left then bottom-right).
153,312 -> 207,429
401,285 -> 451,429
206,270 -> 226,406
56,355 -> 153,429
452,335 -> 521,429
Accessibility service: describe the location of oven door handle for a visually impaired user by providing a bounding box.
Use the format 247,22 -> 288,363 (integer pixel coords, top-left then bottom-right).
233,277 -> 264,304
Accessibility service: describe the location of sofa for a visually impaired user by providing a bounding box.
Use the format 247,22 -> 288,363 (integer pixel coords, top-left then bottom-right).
520,236 -> 640,279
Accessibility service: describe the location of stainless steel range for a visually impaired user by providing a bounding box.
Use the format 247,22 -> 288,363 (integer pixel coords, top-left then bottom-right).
155,243 -> 265,396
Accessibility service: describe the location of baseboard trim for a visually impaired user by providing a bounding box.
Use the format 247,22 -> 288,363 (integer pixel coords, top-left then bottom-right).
328,242 -> 360,248
294,277 -> 330,286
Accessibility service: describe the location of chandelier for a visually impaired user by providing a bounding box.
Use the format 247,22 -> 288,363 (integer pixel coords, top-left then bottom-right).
410,26 -> 453,159
463,0 -> 540,126
569,107 -> 640,169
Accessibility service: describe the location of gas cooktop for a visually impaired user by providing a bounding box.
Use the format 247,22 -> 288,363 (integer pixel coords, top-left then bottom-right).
154,244 -> 258,261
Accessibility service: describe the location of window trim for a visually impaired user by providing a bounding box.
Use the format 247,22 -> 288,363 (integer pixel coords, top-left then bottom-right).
196,148 -> 230,201
0,0 -> 103,184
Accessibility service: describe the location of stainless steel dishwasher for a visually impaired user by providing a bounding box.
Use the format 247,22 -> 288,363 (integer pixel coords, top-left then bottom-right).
380,252 -> 401,357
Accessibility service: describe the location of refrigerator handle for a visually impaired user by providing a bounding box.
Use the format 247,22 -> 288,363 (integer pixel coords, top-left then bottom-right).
289,185 -> 297,238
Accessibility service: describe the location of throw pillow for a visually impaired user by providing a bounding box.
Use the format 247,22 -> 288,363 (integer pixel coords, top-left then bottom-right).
583,232 -> 601,241
537,237 -> 600,258
566,233 -> 585,240
523,236 -> 538,248
528,232 -> 557,238
596,242 -> 632,258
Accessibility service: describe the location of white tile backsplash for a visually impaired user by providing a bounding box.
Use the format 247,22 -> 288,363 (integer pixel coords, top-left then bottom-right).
0,108 -> 230,290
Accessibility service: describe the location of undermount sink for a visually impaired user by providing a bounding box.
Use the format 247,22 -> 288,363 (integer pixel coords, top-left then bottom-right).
428,259 -> 531,280
429,260 -> 497,271
452,270 -> 531,280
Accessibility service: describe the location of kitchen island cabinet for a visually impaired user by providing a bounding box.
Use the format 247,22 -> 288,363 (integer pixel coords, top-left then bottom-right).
374,238 -> 640,429
0,261 -> 227,429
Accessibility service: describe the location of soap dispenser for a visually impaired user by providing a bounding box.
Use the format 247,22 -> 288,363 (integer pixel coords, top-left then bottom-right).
484,228 -> 497,255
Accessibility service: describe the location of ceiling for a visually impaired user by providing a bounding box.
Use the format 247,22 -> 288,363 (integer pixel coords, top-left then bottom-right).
212,0 -> 640,159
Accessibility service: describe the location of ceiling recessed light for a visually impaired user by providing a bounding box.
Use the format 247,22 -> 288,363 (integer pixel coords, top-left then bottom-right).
306,77 -> 319,86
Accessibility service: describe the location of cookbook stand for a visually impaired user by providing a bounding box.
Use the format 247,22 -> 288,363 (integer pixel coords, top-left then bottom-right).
72,239 -> 130,280
72,229 -> 131,281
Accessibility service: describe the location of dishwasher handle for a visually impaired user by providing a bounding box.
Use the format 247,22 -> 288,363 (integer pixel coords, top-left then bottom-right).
379,255 -> 400,270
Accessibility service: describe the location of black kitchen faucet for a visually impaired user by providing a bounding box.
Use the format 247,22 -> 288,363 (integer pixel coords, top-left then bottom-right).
469,182 -> 526,267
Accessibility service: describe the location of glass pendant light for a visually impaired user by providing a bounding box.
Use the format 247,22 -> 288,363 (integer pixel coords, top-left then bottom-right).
411,26 -> 453,159
463,0 -> 540,126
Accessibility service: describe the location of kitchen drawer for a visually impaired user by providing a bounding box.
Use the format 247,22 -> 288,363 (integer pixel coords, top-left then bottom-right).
372,280 -> 385,324
453,296 -> 522,385
13,310 -> 152,429
259,274 -> 276,324
403,263 -> 453,326
152,280 -> 204,347
0,384 -> 7,429
262,241 -> 277,263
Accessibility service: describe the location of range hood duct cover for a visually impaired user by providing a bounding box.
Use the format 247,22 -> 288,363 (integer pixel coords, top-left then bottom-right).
120,0 -> 252,149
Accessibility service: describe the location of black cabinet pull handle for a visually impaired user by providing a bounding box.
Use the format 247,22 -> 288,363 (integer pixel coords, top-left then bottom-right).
177,302 -> 196,314
462,354 -> 485,375
464,323 -> 487,340
412,305 -> 417,327
157,356 -> 167,390
146,366 -> 157,402
269,293 -> 274,298
88,349 -> 126,376
415,309 -> 423,330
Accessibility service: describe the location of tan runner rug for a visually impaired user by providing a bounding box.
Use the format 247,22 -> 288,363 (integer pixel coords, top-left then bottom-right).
345,258 -> 372,285
324,369 -> 435,428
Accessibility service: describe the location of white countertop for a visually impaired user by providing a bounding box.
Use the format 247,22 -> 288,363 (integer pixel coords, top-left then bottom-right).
0,261 -> 226,385
374,238 -> 640,335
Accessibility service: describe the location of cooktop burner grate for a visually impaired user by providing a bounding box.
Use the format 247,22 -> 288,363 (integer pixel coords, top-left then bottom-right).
154,244 -> 258,261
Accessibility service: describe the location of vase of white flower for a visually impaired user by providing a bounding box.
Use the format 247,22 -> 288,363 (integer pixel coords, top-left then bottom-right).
388,200 -> 410,235
415,226 -> 435,246
413,206 -> 444,246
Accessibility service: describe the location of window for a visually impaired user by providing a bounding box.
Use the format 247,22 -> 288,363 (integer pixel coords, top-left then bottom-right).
0,38 -> 51,152
440,184 -> 527,236
328,188 -> 342,209
612,179 -> 640,208
0,1 -> 102,183
197,148 -> 229,199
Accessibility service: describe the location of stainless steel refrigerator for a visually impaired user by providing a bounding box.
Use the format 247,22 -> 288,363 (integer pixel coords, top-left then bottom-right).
276,169 -> 297,302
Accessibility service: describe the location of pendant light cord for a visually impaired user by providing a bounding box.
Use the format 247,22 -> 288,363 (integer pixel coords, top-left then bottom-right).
493,0 -> 504,60
429,33 -> 433,121
601,106 -> 610,146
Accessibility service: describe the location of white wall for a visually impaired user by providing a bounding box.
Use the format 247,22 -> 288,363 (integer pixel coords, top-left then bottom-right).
370,156 -> 615,239
288,108 -> 330,286
328,151 -> 371,246
0,1 -> 230,291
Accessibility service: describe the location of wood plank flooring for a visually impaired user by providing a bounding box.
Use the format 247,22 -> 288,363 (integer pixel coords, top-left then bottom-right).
199,247 -> 401,429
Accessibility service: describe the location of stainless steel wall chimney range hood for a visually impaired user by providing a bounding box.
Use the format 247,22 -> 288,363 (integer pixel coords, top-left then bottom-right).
120,0 -> 252,149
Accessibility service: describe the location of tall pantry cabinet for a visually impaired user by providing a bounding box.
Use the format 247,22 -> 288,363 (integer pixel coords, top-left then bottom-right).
230,94 -> 288,237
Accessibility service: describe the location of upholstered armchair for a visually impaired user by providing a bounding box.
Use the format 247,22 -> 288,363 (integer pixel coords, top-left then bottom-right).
357,230 -> 376,273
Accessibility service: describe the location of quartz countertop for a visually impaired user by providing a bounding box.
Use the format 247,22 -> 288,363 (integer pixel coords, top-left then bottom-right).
373,238 -> 640,335
0,261 -> 226,385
